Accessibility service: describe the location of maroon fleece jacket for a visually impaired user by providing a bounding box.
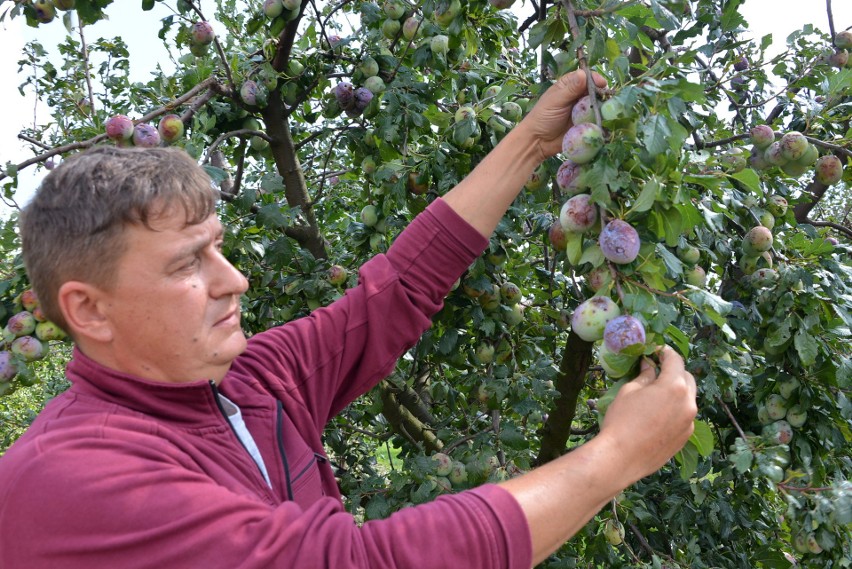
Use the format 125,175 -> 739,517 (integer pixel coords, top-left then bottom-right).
0,199 -> 533,569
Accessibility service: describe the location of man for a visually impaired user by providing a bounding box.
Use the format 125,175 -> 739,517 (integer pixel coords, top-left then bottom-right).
0,70 -> 697,568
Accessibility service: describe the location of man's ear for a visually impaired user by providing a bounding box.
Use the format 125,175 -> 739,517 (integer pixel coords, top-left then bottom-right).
57,281 -> 114,344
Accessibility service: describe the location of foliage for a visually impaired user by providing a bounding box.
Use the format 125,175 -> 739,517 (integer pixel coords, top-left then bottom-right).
1,0 -> 851,566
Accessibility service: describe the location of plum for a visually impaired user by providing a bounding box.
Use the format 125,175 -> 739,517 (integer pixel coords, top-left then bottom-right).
684,265 -> 706,287
749,125 -> 775,149
836,30 -> 852,50
763,141 -> 788,166
327,265 -> 348,286
814,155 -> 843,185
559,194 -> 597,233
779,131 -> 808,162
402,16 -> 421,40
157,114 -> 185,143
556,159 -> 587,195
105,114 -> 134,142
353,87 -> 374,114
263,0 -> 284,18
548,222 -> 569,251
561,123 -> 604,165
603,314 -> 646,353
733,55 -> 749,71
0,350 -> 17,382
766,195 -> 788,217
742,226 -> 773,255
132,123 -> 161,147
599,219 -> 640,264
570,95 -> 595,125
571,296 -> 621,342
598,342 -> 639,379
11,336 -> 46,362
762,419 -> 793,445
334,81 -> 355,111
34,321 -> 67,342
19,289 -> 39,312
7,311 -> 36,337
190,21 -> 215,45
585,265 -> 612,292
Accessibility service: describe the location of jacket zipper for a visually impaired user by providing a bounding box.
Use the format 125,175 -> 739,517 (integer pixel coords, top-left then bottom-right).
209,381 -> 270,489
276,400 -> 294,501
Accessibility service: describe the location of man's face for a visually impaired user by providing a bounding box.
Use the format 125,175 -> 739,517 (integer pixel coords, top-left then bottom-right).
98,210 -> 249,384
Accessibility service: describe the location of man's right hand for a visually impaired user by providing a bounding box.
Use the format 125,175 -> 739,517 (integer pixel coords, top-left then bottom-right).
598,345 -> 698,482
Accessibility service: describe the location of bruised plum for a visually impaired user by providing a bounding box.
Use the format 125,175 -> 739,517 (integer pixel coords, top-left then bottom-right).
0,350 -> 17,382
190,21 -> 215,45
334,81 -> 355,111
7,311 -> 36,337
548,221 -> 569,251
814,155 -> 843,185
585,265 -> 612,292
599,219 -> 640,264
132,123 -> 161,147
562,123 -> 604,165
571,296 -> 621,342
559,194 -> 597,233
11,336 -> 46,362
750,125 -> 775,149
556,160 -> 586,195
603,315 -> 646,353
779,131 -> 808,162
570,95 -> 595,125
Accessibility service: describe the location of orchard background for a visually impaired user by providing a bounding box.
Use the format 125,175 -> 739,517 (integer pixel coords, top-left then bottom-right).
1,0 -> 851,566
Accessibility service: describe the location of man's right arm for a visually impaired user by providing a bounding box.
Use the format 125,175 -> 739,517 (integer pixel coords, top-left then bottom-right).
498,346 -> 698,565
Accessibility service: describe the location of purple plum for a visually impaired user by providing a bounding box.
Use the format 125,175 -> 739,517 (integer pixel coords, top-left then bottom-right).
599,219 -> 640,264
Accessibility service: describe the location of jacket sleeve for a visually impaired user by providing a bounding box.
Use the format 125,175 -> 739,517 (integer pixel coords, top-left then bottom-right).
0,429 -> 531,569
230,197 -> 489,428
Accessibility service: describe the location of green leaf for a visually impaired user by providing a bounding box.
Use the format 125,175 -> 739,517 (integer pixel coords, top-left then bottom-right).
629,177 -> 660,214
664,324 -> 690,356
202,165 -> 229,185
793,328 -> 818,367
565,231 -> 583,265
257,204 -> 289,229
690,419 -> 714,457
675,442 -> 699,480
730,168 -> 762,194
639,114 -> 671,158
141,0 -> 155,9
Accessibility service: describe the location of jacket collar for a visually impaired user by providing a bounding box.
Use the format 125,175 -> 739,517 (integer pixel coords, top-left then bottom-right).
66,346 -> 230,427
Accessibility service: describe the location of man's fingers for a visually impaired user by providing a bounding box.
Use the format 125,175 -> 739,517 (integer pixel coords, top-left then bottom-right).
631,356 -> 658,387
556,70 -> 608,103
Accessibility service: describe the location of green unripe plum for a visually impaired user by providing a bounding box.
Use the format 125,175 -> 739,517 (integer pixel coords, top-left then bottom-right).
382,0 -> 405,19
756,210 -> 775,230
430,34 -> 450,55
34,321 -> 67,342
793,143 -> 818,167
603,519 -> 625,545
381,18 -> 401,39
364,76 -> 386,95
676,243 -> 701,265
481,84 -> 501,100
524,167 -> 547,191
434,0 -> 461,27
719,147 -> 747,173
360,204 -> 379,226
327,265 -> 348,286
829,49 -> 849,68
358,56 -> 380,78
785,404 -> 807,428
684,265 -> 706,287
742,226 -> 773,255
766,195 -> 789,218
500,282 -> 522,305
814,155 -> 843,185
780,160 -> 810,178
448,460 -> 467,487
157,114 -> 185,144
282,0 -> 300,9
54,0 -> 75,9
361,156 -> 377,174
571,296 -> 621,342
777,377 -> 800,398
475,343 -> 495,364
836,30 -> 852,49
500,101 -> 523,122
763,419 -> 794,445
750,268 -> 778,288
263,0 -> 284,18
765,394 -> 788,421
190,21 -> 215,45
7,311 -> 37,337
432,452 -> 453,476
503,304 -> 525,326
402,16 -> 421,40
562,123 -> 605,165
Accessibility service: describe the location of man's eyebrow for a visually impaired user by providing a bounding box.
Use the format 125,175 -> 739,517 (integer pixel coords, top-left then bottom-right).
165,225 -> 225,268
